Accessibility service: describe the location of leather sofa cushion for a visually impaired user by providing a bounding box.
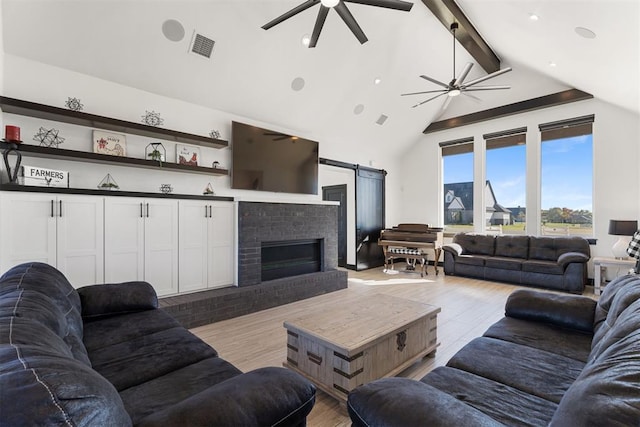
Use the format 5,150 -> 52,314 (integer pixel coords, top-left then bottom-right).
529,237 -> 559,261
551,299 -> 640,426
529,236 -> 590,261
446,337 -> 584,403
82,309 -> 182,353
455,255 -> 488,266
593,275 -> 640,350
78,281 -> 158,321
0,340 -> 131,426
505,289 -> 596,334
522,260 -> 564,275
485,257 -> 524,271
121,356 -> 242,424
0,262 -> 90,366
88,325 -> 218,391
348,377 -> 507,427
590,285 -> 640,362
483,317 -> 593,362
494,235 -> 529,259
421,366 -> 558,426
453,233 -> 496,256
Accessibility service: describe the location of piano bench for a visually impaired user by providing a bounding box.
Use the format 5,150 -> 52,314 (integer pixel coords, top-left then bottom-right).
385,248 -> 432,277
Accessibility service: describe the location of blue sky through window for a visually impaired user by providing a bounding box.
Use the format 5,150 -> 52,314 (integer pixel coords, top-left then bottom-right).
444,134 -> 593,212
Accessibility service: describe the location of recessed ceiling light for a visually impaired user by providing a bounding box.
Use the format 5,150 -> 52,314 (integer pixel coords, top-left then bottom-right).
549,61 -> 557,67
291,77 -> 305,91
374,77 -> 382,85
575,27 -> 596,39
162,19 -> 185,42
301,34 -> 311,46
528,13 -> 539,21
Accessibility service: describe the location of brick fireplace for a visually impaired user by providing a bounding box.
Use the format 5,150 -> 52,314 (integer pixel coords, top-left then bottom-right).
238,201 -> 339,286
161,201 -> 347,328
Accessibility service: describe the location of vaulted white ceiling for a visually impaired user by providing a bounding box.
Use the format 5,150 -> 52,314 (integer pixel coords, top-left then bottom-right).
1,0 -> 638,162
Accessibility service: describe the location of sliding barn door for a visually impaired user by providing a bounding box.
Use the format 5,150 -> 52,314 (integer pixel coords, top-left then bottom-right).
356,167 -> 385,270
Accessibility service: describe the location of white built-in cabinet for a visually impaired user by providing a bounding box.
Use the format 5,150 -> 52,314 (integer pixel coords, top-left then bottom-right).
178,200 -> 235,292
0,192 -> 104,287
104,197 -> 179,297
0,191 -> 235,296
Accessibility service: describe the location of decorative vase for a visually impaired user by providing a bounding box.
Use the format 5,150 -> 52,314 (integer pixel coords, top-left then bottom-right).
2,143 -> 22,183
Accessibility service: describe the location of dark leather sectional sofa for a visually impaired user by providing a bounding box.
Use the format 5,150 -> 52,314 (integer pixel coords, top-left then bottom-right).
0,262 -> 316,426
347,274 -> 640,426
443,233 -> 591,293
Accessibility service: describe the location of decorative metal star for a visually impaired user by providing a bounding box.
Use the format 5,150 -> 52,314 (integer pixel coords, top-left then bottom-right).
141,110 -> 164,127
33,127 -> 65,148
209,129 -> 221,139
65,97 -> 84,111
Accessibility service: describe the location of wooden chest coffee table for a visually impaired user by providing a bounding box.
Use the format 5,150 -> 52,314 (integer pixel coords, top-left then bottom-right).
283,293 -> 440,402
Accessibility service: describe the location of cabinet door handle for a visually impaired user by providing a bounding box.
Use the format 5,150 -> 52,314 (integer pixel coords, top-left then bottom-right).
146,203 -> 149,218
205,205 -> 209,218
51,200 -> 54,218
140,203 -> 144,218
59,200 -> 63,218
208,205 -> 212,218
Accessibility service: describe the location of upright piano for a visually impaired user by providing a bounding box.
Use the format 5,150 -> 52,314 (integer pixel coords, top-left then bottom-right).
378,224 -> 444,276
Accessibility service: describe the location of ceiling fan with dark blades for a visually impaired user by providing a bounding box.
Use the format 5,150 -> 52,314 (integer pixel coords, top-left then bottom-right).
402,22 -> 512,109
262,0 -> 414,48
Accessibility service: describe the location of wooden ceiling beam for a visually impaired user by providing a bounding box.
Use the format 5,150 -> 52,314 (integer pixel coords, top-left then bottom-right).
421,0 -> 500,73
423,89 -> 594,134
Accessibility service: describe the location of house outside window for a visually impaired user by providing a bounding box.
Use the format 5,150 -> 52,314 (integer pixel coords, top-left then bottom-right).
440,116 -> 593,238
484,127 -> 527,235
539,115 -> 594,237
441,137 -> 473,234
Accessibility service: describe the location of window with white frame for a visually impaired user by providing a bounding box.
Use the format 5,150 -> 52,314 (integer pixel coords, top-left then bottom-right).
441,137 -> 474,234
539,115 -> 594,237
484,127 -> 527,235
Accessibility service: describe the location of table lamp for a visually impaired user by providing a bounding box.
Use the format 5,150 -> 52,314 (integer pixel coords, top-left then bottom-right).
627,231 -> 640,273
609,220 -> 638,259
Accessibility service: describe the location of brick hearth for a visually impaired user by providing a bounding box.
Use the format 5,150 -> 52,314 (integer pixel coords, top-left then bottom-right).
161,201 -> 348,328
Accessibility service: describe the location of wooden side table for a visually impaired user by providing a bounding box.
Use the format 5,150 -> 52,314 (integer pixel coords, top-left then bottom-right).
593,257 -> 636,295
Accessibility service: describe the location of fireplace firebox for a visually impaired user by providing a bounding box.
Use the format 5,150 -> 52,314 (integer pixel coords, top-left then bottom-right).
261,239 -> 324,282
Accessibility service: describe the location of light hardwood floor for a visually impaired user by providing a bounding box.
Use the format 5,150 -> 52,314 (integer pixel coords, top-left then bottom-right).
191,267 -> 593,427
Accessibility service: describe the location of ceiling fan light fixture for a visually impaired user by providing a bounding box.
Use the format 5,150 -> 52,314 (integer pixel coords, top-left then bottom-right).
448,89 -> 461,97
321,0 -> 340,7
301,34 -> 311,46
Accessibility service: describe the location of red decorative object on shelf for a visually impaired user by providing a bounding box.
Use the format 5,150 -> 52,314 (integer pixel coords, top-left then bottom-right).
5,125 -> 21,143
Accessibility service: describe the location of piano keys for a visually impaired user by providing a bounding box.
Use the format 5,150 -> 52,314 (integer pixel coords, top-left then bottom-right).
378,224 -> 444,276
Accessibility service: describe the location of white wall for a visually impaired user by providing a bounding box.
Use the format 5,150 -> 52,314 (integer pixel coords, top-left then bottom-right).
1,55 -> 403,208
399,97 -> 640,265
319,165 -> 356,265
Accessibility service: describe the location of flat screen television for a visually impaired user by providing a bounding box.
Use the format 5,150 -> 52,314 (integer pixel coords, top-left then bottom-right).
231,121 -> 319,195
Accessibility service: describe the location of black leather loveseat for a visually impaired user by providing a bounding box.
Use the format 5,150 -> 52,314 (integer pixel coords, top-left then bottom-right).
347,274 -> 640,426
0,262 -> 316,426
443,233 -> 590,293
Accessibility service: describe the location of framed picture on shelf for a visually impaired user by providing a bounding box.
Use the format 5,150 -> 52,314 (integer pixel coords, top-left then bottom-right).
93,130 -> 127,156
177,144 -> 200,166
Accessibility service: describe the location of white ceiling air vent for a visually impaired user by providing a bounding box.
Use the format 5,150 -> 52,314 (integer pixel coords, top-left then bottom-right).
376,114 -> 388,125
189,32 -> 215,58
